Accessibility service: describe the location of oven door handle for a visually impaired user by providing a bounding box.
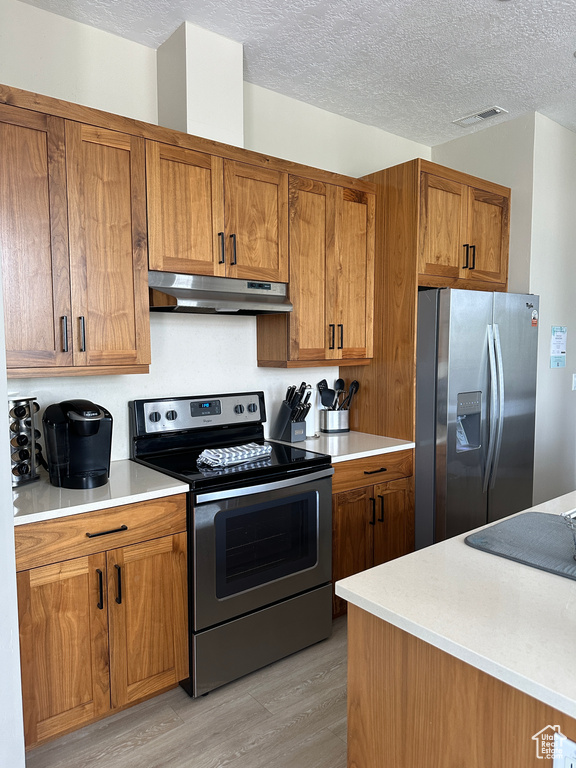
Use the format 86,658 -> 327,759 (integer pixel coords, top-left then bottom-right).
195,466 -> 334,504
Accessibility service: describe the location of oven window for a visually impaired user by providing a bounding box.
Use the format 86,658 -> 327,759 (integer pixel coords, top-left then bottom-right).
214,491 -> 318,598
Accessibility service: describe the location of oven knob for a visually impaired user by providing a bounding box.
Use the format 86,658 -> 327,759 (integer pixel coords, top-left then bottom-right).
234,404 -> 245,414
166,410 -> 178,421
149,411 -> 161,423
247,403 -> 258,413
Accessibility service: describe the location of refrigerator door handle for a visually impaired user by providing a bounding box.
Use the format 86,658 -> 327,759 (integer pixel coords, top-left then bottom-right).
490,323 -> 506,489
483,325 -> 498,494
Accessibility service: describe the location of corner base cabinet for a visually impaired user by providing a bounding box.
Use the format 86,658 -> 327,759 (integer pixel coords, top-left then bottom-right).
15,494 -> 188,749
331,450 -> 414,617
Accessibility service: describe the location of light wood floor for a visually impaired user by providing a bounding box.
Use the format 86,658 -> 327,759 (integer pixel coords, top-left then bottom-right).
26,617 -> 347,768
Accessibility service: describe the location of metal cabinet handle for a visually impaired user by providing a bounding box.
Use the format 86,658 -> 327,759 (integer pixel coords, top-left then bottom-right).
96,568 -> 104,610
328,324 -> 335,350
463,244 -> 470,269
378,494 -> 384,523
79,316 -> 86,352
369,497 -> 376,526
61,316 -> 69,353
86,524 -> 128,539
470,244 -> 476,270
230,233 -> 237,265
363,467 -> 388,476
218,232 -> 225,264
338,324 -> 344,350
115,564 -> 122,605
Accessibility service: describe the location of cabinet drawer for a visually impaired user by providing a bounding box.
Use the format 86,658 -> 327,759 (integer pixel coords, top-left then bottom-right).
15,493 -> 187,571
332,450 -> 413,494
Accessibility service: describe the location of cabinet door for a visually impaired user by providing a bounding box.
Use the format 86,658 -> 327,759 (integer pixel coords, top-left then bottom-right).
17,554 -> 110,747
328,186 -> 374,360
332,487 -> 375,617
107,533 -> 188,709
288,176 -> 328,360
224,160 -> 288,282
66,123 -> 150,368
372,476 -> 415,567
147,142 -> 225,276
0,105 -> 73,368
465,186 -> 509,285
418,173 -> 467,279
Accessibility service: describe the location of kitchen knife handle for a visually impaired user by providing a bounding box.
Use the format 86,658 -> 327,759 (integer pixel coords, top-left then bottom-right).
96,568 -> 104,610
218,232 -> 225,264
463,244 -> 470,269
230,233 -> 237,265
470,244 -> 476,270
378,494 -> 385,523
368,497 -> 376,526
79,316 -> 86,352
115,564 -> 122,605
61,316 -> 69,353
338,324 -> 344,350
328,324 -> 335,349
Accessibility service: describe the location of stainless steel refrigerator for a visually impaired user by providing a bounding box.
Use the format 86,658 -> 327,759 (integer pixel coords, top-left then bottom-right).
415,288 -> 539,547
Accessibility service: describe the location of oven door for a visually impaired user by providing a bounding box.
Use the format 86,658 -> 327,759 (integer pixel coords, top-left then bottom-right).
192,468 -> 333,631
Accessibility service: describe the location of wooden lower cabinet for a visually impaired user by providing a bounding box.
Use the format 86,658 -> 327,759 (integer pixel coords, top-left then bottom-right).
332,474 -> 414,617
15,495 -> 188,749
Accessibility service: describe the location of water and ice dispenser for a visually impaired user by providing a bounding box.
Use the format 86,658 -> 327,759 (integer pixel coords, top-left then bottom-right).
456,391 -> 482,453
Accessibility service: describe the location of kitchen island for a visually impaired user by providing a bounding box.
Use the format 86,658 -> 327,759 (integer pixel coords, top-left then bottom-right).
336,491 -> 576,767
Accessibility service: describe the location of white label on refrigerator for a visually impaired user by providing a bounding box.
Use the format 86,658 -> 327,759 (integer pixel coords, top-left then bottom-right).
550,325 -> 567,368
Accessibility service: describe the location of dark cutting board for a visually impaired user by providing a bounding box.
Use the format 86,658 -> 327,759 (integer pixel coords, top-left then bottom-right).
465,511 -> 576,581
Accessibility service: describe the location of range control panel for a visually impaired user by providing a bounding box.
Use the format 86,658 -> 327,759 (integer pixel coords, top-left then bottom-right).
134,392 -> 265,435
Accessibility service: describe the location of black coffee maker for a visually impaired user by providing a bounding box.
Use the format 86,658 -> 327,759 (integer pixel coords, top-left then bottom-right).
43,400 -> 113,489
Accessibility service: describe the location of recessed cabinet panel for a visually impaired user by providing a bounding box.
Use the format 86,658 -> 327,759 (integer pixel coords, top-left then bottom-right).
225,160 -> 289,282
0,107 -> 72,368
66,123 -> 150,368
419,173 -> 466,279
146,142 -> 224,276
466,187 -> 508,284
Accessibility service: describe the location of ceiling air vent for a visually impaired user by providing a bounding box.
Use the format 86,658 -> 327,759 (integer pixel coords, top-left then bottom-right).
452,106 -> 508,128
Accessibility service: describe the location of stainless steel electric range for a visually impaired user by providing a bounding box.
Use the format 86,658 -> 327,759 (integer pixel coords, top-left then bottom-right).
129,391 -> 333,697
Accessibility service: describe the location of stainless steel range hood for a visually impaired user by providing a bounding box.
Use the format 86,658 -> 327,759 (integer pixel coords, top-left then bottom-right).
148,271 -> 292,315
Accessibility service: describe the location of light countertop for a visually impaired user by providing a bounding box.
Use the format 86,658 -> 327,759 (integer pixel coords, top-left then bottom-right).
336,491 -> 576,718
13,459 -> 188,526
276,431 -> 414,463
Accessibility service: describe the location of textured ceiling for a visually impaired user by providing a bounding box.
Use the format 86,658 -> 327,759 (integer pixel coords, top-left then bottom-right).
19,0 -> 576,145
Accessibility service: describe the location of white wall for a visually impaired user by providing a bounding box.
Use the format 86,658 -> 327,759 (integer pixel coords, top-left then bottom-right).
432,113 -> 576,504
530,114 -> 576,503
244,83 -> 430,176
0,0 -> 157,124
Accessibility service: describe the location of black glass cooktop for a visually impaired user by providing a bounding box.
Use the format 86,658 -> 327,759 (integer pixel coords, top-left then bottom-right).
134,439 -> 330,493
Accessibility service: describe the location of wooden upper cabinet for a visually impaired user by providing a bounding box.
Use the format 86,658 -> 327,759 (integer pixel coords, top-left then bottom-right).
0,106 -> 150,377
257,176 -> 374,367
146,142 -> 224,276
224,160 -> 288,282
418,173 -> 467,279
0,105 -> 73,369
146,146 -> 288,283
418,167 -> 509,287
465,186 -> 509,284
66,123 -> 150,369
328,186 -> 374,361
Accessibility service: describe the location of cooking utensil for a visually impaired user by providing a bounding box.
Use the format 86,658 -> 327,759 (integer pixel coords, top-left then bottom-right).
317,379 -> 328,396
339,380 -> 359,410
321,388 -> 336,409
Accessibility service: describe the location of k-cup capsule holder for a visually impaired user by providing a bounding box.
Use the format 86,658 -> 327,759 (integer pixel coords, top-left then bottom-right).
8,397 -> 42,487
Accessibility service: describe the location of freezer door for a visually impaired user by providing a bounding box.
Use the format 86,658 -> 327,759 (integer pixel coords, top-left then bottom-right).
437,289 -> 493,540
488,293 -> 539,522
